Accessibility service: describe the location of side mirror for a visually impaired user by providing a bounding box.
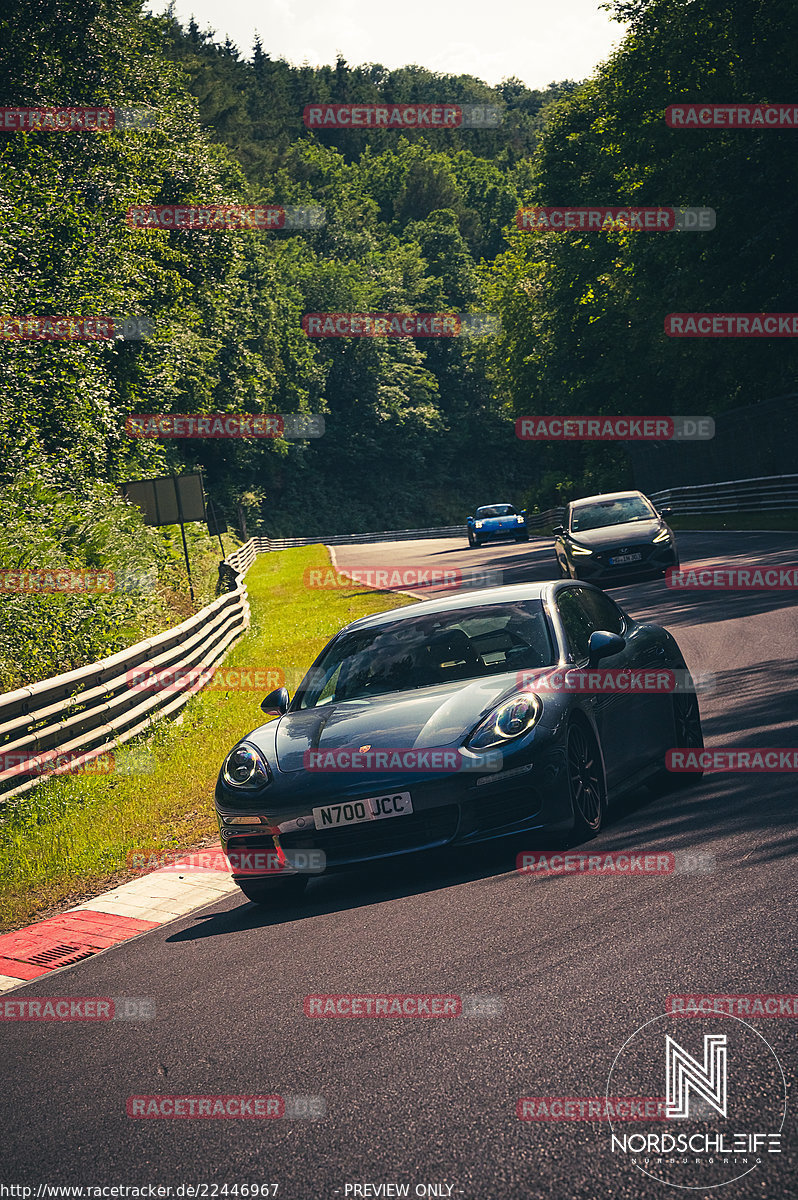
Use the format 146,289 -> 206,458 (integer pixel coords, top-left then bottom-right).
552,525 -> 565,536
520,509 -> 528,517
587,631 -> 625,668
660,506 -> 672,516
261,686 -> 289,716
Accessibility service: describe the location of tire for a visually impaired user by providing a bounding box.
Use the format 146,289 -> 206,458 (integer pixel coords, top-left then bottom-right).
516,535 -> 529,543
567,721 -> 606,839
236,875 -> 308,906
670,689 -> 704,787
473,538 -> 482,549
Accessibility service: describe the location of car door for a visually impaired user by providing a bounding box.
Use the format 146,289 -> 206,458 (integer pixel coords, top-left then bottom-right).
554,586 -> 651,786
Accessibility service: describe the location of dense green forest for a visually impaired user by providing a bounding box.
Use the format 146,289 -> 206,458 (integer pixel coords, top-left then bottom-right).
0,0 -> 795,684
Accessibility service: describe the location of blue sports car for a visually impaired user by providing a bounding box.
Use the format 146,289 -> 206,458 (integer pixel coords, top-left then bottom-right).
467,503 -> 529,547
215,581 -> 704,906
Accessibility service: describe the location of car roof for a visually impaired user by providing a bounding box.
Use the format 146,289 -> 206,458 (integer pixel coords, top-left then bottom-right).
341,580 -> 591,633
569,490 -> 650,508
476,502 -> 514,508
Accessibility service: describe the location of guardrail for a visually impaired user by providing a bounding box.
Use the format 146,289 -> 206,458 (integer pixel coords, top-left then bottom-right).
0,544 -> 256,804
257,526 -> 465,549
649,474 -> 798,515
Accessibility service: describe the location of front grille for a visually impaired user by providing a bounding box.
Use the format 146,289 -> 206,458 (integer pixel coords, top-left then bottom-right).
278,805 -> 460,864
595,543 -> 654,565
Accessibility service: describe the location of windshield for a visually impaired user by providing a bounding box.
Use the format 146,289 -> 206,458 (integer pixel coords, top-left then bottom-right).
296,601 -> 555,708
476,505 -> 516,518
570,496 -> 654,532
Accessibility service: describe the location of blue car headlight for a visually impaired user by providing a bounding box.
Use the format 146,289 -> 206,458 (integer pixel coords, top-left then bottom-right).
222,742 -> 272,790
467,694 -> 542,750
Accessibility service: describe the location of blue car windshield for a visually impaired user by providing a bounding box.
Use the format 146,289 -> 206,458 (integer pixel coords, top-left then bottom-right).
476,505 -> 516,518
297,601 -> 555,707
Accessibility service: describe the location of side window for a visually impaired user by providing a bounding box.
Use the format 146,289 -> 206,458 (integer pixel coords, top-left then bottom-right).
556,589 -> 597,662
577,588 -> 625,636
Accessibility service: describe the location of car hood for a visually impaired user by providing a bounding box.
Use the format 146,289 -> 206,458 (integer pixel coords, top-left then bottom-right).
568,518 -> 662,548
477,515 -> 521,526
273,676 -> 529,772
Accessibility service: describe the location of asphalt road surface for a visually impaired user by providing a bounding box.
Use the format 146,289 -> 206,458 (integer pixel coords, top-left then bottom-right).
2,532 -> 796,1199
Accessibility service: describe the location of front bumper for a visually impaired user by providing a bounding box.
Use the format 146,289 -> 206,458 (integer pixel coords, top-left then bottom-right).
473,523 -> 528,542
215,742 -> 572,877
570,540 -> 678,582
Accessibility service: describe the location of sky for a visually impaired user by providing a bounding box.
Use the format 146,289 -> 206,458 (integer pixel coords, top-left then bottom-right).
151,0 -> 628,90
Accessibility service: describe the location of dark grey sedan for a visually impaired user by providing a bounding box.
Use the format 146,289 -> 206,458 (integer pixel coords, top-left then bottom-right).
215,581 -> 702,905
553,490 -> 679,584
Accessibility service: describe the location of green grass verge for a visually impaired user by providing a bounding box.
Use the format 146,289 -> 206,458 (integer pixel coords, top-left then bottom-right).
666,511 -> 798,531
0,545 -> 414,932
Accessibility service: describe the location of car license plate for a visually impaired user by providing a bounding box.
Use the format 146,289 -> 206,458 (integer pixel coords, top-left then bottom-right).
609,552 -> 642,565
312,792 -> 413,829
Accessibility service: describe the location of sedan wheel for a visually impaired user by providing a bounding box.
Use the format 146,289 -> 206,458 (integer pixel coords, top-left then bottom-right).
567,723 -> 605,837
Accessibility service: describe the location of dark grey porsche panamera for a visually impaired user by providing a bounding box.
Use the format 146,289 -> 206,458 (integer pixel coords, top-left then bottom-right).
215,581 -> 704,905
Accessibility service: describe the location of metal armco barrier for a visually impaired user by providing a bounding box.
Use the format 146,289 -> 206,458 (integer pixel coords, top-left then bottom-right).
649,474 -> 798,515
0,545 -> 255,803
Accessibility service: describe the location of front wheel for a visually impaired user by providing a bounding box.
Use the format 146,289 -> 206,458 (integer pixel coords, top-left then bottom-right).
670,689 -> 704,786
236,875 -> 308,907
515,535 -> 529,543
567,722 -> 606,838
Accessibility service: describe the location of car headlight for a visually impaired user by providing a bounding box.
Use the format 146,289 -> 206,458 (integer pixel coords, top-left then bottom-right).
475,520 -> 484,528
653,527 -> 672,543
516,515 -> 525,524
467,694 -> 542,750
571,543 -> 594,556
222,742 -> 272,790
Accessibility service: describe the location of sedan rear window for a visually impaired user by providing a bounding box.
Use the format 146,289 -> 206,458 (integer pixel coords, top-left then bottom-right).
296,601 -> 555,708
